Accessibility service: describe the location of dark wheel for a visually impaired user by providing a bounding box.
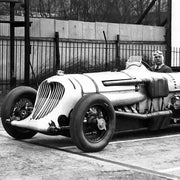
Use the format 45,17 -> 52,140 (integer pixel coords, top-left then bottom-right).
1,86 -> 37,139
70,94 -> 116,152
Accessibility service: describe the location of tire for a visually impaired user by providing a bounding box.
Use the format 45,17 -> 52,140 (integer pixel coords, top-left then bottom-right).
1,86 -> 37,139
70,94 -> 116,152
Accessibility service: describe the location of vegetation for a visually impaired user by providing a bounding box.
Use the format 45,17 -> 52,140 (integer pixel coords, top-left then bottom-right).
0,0 -> 168,25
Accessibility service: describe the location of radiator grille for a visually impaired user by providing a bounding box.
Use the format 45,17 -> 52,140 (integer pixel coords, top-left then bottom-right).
32,81 -> 65,120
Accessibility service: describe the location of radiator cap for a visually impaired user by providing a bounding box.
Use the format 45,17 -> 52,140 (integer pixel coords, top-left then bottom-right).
57,70 -> 64,76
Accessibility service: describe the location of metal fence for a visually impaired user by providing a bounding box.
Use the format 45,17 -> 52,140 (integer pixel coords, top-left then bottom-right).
0,36 -> 171,94
172,47 -> 180,71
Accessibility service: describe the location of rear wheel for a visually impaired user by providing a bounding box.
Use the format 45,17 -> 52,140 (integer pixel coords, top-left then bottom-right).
70,94 -> 116,152
1,86 -> 37,139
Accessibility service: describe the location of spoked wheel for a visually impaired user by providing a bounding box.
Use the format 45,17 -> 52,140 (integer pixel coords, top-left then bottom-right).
70,94 -> 116,152
1,86 -> 37,139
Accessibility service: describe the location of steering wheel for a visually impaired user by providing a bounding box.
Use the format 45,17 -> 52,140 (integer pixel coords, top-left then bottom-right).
142,61 -> 152,71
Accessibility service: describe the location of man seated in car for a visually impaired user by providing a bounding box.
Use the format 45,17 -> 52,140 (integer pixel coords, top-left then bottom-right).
151,50 -> 172,73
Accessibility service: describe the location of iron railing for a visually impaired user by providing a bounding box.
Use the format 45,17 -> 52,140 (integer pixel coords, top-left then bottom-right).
172,47 -> 180,71
1,36 -> 177,94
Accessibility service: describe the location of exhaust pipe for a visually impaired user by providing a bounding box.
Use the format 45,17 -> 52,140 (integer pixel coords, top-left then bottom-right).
115,110 -> 173,120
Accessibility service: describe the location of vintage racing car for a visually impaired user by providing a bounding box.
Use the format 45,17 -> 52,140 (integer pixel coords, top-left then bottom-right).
1,56 -> 180,152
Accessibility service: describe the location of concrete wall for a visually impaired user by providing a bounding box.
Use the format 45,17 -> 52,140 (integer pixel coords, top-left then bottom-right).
0,16 -> 165,41
0,16 -> 166,85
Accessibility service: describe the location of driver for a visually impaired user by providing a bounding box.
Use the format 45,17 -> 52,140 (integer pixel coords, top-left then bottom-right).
151,50 -> 172,73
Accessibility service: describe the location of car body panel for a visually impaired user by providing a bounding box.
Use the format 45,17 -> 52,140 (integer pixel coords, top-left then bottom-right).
10,56 -> 180,133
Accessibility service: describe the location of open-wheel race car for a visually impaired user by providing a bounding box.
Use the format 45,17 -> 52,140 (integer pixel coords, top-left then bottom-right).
1,56 -> 180,152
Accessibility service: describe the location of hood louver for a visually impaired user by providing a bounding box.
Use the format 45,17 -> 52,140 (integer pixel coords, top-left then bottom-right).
32,81 -> 65,120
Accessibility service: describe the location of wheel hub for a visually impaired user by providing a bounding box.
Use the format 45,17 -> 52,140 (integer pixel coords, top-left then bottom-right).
12,98 -> 33,121
20,109 -> 28,119
97,118 -> 106,130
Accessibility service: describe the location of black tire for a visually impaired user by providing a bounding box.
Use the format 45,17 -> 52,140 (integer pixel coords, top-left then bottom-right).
1,86 -> 37,139
70,94 -> 116,152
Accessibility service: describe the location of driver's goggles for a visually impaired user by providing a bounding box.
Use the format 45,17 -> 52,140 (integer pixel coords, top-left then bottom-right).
154,56 -> 161,58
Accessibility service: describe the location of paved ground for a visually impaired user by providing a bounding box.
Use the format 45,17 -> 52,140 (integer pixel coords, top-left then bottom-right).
0,94 -> 180,180
0,120 -> 180,180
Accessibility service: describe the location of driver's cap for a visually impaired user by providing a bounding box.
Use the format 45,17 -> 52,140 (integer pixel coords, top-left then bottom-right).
153,50 -> 163,57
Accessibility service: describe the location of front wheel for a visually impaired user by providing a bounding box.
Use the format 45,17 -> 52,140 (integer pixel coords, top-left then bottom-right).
1,86 -> 37,139
70,94 -> 116,152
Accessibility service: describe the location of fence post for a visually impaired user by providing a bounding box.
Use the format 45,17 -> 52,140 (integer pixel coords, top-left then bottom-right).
55,32 -> 60,71
165,0 -> 171,67
10,2 -> 16,88
24,0 -> 30,86
103,31 -> 108,71
115,35 -> 120,70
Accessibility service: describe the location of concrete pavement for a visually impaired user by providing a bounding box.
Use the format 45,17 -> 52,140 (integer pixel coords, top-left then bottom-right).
0,94 -> 180,179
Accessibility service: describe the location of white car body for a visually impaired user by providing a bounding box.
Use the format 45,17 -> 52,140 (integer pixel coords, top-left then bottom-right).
2,56 -> 180,152
11,57 -> 180,132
